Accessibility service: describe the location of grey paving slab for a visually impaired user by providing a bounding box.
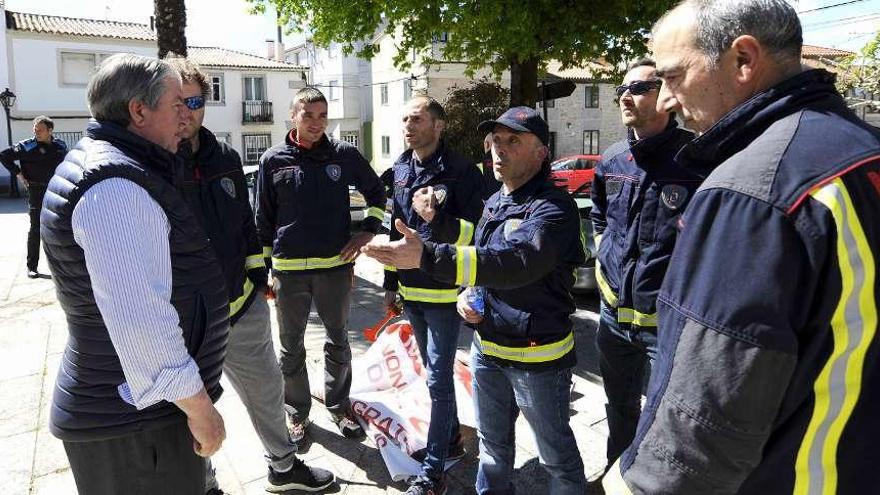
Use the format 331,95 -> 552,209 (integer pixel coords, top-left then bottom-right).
0,373 -> 41,438
31,469 -> 77,495
0,430 -> 36,495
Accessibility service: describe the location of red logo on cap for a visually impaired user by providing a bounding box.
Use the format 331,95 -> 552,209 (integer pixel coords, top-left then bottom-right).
515,111 -> 528,121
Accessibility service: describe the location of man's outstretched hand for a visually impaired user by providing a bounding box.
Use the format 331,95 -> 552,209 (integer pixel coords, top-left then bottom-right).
361,219 -> 424,270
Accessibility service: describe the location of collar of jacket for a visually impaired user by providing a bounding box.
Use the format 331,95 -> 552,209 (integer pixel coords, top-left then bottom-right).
398,139 -> 450,174
178,126 -> 221,164
85,119 -> 180,182
506,165 -> 552,203
627,117 -> 681,160
285,129 -> 332,159
675,69 -> 840,173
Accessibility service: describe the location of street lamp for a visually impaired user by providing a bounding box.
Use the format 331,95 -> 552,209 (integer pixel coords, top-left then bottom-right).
0,88 -> 17,197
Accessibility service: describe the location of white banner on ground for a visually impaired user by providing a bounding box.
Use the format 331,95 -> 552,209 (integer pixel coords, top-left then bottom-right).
311,321 -> 475,481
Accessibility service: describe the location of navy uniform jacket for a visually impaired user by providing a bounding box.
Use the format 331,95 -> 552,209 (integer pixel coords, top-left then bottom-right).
612,70 -> 880,494
590,120 -> 699,327
255,131 -> 385,273
382,142 -> 484,305
0,137 -> 68,185
178,127 -> 264,325
420,169 -> 585,369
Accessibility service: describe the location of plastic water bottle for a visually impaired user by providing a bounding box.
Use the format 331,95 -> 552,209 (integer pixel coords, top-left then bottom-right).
467,286 -> 485,315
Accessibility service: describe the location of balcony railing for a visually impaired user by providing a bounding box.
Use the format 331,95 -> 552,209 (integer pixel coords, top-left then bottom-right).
242,101 -> 273,124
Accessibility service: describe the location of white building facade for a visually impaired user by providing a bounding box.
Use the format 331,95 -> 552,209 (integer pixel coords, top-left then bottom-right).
0,6 -> 307,187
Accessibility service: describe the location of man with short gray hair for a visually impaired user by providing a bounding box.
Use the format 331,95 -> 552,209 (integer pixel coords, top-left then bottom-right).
42,53 -> 228,494
603,0 -> 880,494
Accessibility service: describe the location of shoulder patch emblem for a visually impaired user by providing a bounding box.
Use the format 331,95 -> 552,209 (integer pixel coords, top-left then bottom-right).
503,219 -> 523,240
661,184 -> 688,211
326,164 -> 342,182
220,177 -> 236,198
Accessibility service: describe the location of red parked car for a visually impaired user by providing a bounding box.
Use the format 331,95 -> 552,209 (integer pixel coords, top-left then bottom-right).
550,154 -> 601,196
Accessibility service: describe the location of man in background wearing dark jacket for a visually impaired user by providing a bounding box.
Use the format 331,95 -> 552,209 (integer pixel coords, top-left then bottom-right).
256,87 -> 386,444
170,59 -> 333,495
0,115 -> 67,278
365,107 -> 587,495
590,58 -> 699,477
383,95 -> 484,495
604,0 -> 880,493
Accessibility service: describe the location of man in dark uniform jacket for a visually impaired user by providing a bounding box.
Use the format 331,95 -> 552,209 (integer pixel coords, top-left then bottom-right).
0,115 -> 67,277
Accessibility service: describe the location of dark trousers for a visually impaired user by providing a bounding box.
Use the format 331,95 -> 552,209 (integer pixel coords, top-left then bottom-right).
63,420 -> 205,495
26,184 -> 46,271
274,267 -> 354,420
9,173 -> 20,197
596,302 -> 657,467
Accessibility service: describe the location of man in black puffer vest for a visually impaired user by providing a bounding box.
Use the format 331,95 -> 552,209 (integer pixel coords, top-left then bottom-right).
170,58 -> 334,495
42,54 -> 228,494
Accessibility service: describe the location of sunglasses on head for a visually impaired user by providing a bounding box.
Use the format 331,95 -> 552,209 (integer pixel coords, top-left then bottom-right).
183,95 -> 205,110
614,79 -> 662,98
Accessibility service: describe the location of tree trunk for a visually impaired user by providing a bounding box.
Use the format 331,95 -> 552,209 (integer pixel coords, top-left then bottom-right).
509,57 -> 539,107
155,0 -> 188,58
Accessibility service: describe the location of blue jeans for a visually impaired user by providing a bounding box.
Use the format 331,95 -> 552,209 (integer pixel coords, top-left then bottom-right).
404,303 -> 462,480
470,341 -> 586,495
596,302 -> 657,466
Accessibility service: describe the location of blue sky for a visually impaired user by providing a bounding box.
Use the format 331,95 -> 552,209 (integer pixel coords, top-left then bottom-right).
4,0 -> 880,56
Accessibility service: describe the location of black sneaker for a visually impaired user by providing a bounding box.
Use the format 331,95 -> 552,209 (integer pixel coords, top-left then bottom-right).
331,410 -> 365,439
204,489 -> 226,495
27,270 -> 39,279
404,477 -> 447,495
266,458 -> 335,493
411,433 -> 467,463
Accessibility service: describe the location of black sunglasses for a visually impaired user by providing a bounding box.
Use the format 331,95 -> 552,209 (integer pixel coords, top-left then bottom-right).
614,80 -> 662,98
183,95 -> 206,110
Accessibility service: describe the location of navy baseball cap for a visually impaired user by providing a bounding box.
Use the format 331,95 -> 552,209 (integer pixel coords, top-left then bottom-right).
478,106 -> 550,146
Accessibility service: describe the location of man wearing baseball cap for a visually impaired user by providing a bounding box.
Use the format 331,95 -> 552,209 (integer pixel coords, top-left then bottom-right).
363,106 -> 587,494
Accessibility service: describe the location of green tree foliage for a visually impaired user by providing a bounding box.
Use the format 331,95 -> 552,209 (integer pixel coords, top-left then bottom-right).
249,0 -> 674,106
155,0 -> 188,58
442,79 -> 510,161
833,32 -> 880,100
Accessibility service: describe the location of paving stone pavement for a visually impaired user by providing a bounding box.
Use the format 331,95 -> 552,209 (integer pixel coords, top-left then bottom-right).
0,196 -> 611,494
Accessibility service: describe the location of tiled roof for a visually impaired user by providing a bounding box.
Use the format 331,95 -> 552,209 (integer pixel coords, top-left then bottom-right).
6,10 -> 156,41
802,44 -> 854,58
5,11 -> 306,71
545,60 -> 611,82
188,46 -> 305,71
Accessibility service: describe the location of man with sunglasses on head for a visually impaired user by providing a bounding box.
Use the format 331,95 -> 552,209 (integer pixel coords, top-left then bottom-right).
169,58 -> 334,495
589,57 -> 701,481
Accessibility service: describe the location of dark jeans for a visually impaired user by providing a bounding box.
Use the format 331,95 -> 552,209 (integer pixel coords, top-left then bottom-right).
274,267 -> 353,420
63,420 -> 204,495
26,184 -> 46,271
404,302 -> 461,480
9,173 -> 20,197
596,302 -> 657,466
471,342 -> 586,495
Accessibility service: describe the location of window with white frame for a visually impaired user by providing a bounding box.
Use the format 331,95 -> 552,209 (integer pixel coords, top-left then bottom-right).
243,133 -> 272,165
381,136 -> 391,157
60,52 -> 112,86
243,76 -> 266,101
403,79 -> 412,101
380,84 -> 389,105
585,83 -> 600,108
340,131 -> 359,148
583,130 -> 600,154
329,80 -> 339,101
208,73 -> 225,103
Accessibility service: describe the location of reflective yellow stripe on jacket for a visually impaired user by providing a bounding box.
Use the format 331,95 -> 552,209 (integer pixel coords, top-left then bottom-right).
366,206 -> 384,222
455,246 -> 477,286
595,257 -> 619,307
272,255 -> 349,271
455,219 -> 475,246
399,284 -> 458,304
617,307 -> 657,327
262,246 -> 272,258
794,178 -> 877,495
474,331 -> 575,364
245,253 -> 264,270
230,277 -> 254,318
